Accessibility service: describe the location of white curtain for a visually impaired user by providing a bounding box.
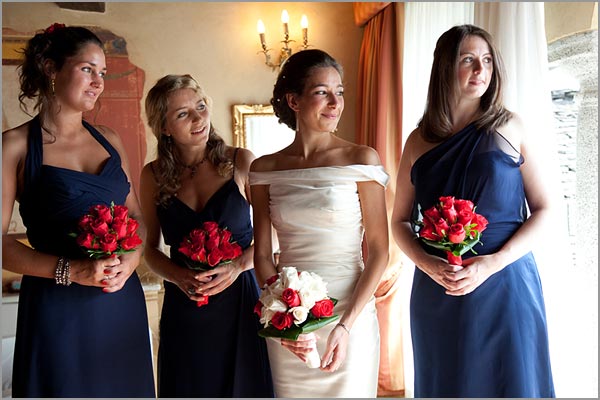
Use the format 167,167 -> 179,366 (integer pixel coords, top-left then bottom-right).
401,2 -> 474,148
400,4 -> 474,397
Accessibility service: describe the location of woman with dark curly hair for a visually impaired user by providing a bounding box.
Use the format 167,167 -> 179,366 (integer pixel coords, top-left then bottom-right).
140,74 -> 273,397
250,49 -> 390,397
2,24 -> 155,397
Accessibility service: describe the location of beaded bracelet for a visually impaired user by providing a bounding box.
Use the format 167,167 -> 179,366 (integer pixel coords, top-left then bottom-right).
54,256 -> 72,286
336,322 -> 350,334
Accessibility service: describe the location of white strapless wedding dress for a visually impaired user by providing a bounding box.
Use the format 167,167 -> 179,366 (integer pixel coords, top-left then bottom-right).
250,165 -> 389,398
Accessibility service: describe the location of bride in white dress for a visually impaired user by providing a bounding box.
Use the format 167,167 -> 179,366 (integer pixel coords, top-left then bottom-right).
250,49 -> 390,398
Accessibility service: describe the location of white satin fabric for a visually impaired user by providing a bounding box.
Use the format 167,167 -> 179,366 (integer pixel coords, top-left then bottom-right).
250,165 -> 389,398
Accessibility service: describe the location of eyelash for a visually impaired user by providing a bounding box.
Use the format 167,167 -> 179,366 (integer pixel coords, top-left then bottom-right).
82,66 -> 106,78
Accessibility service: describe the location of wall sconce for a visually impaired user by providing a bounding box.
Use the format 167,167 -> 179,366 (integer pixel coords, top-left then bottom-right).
257,10 -> 309,70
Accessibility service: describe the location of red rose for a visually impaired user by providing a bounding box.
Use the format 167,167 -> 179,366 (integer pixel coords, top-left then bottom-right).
448,224 -> 466,243
221,229 -> 232,243
446,251 -> 463,266
271,311 -> 294,330
439,196 -> 455,208
441,206 -> 458,224
92,204 -> 112,223
112,218 -> 127,239
196,296 -> 209,307
77,232 -> 96,249
433,218 -> 450,238
112,205 -> 128,220
266,274 -> 279,286
202,221 -> 219,232
120,234 -> 142,250
254,300 -> 263,317
457,209 -> 474,226
454,199 -> 474,213
424,207 -> 442,224
192,248 -> 207,263
419,226 -> 439,241
207,247 -> 223,266
473,213 -> 489,233
311,299 -> 334,318
78,215 -> 94,231
220,241 -> 242,259
99,233 -> 118,253
125,218 -> 139,236
90,218 -> 109,237
205,231 -> 220,251
282,288 -> 301,307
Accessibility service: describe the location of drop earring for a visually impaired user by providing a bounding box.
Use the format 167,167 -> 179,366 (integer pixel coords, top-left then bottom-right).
51,79 -> 55,96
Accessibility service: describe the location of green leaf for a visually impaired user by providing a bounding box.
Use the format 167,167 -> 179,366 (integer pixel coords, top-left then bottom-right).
258,315 -> 340,340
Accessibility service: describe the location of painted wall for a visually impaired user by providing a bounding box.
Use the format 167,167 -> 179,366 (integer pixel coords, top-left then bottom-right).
2,1 -> 363,163
545,1 -> 598,42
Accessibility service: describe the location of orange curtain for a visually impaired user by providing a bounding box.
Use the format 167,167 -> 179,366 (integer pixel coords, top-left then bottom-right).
354,2 -> 405,397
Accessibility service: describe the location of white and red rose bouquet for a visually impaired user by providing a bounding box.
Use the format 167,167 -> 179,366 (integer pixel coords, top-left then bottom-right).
254,266 -> 339,368
178,221 -> 243,306
71,202 -> 142,259
416,196 -> 489,265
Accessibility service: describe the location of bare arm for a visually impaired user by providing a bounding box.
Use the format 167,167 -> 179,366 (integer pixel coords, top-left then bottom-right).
249,182 -> 277,287
391,130 -> 461,291
321,147 -> 390,372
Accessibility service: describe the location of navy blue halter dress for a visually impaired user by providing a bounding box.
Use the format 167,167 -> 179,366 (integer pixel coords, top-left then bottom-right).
13,116 -> 155,397
155,153 -> 273,398
409,123 -> 555,397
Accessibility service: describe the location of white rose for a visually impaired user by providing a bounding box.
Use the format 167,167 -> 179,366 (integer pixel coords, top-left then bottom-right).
281,266 -> 301,290
290,306 -> 310,325
260,308 -> 276,328
261,294 -> 288,313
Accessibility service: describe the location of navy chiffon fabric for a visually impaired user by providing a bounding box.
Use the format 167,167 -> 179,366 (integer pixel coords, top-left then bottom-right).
13,116 -> 155,397
409,123 -> 555,397
156,168 -> 274,397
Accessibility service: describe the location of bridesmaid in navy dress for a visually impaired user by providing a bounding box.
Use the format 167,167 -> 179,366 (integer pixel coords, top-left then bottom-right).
140,74 -> 273,397
392,25 -> 555,397
2,25 -> 155,397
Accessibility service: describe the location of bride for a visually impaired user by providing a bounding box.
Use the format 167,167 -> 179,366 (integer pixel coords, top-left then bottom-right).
250,49 -> 390,398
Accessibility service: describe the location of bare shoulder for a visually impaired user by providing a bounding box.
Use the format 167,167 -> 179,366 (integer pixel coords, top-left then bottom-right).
94,124 -> 121,142
347,143 -> 381,166
250,152 -> 279,172
496,113 -> 526,150
3,121 -> 30,159
230,146 -> 256,165
403,127 -> 435,165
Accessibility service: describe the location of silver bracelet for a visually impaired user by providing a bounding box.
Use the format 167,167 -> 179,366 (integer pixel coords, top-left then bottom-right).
336,322 -> 350,334
54,256 -> 72,286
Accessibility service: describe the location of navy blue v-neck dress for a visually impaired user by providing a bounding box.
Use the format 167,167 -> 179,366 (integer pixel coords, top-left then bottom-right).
155,153 -> 273,398
13,116 -> 155,397
409,123 -> 555,397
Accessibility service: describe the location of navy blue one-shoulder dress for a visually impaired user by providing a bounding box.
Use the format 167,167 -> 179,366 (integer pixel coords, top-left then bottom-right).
409,123 -> 555,397
12,116 -> 155,397
155,150 -> 273,398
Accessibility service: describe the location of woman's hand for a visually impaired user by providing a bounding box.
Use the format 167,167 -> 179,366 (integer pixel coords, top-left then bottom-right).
192,260 -> 244,297
170,267 -> 213,302
280,333 -> 319,363
320,324 -> 350,372
70,256 -> 122,290
442,254 -> 499,296
418,253 -> 464,291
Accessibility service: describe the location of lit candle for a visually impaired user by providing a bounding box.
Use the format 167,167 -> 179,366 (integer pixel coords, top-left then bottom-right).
257,19 -> 266,48
281,10 -> 289,38
301,15 -> 308,47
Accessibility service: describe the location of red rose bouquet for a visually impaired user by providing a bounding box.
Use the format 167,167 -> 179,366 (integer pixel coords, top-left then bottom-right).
254,266 -> 339,368
416,196 -> 489,265
178,221 -> 243,306
71,202 -> 142,258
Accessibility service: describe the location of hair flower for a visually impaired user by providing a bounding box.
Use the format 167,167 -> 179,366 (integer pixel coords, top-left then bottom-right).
45,23 -> 66,34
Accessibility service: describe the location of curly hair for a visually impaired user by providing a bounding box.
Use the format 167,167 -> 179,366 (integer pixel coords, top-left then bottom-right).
271,49 -> 343,131
17,25 -> 103,115
418,24 -> 513,142
145,74 -> 233,206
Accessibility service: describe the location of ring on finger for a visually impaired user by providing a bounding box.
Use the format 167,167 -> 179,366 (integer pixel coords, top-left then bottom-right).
187,287 -> 195,295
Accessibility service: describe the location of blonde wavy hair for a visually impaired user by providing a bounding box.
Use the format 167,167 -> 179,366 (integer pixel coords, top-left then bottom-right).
145,74 -> 233,206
